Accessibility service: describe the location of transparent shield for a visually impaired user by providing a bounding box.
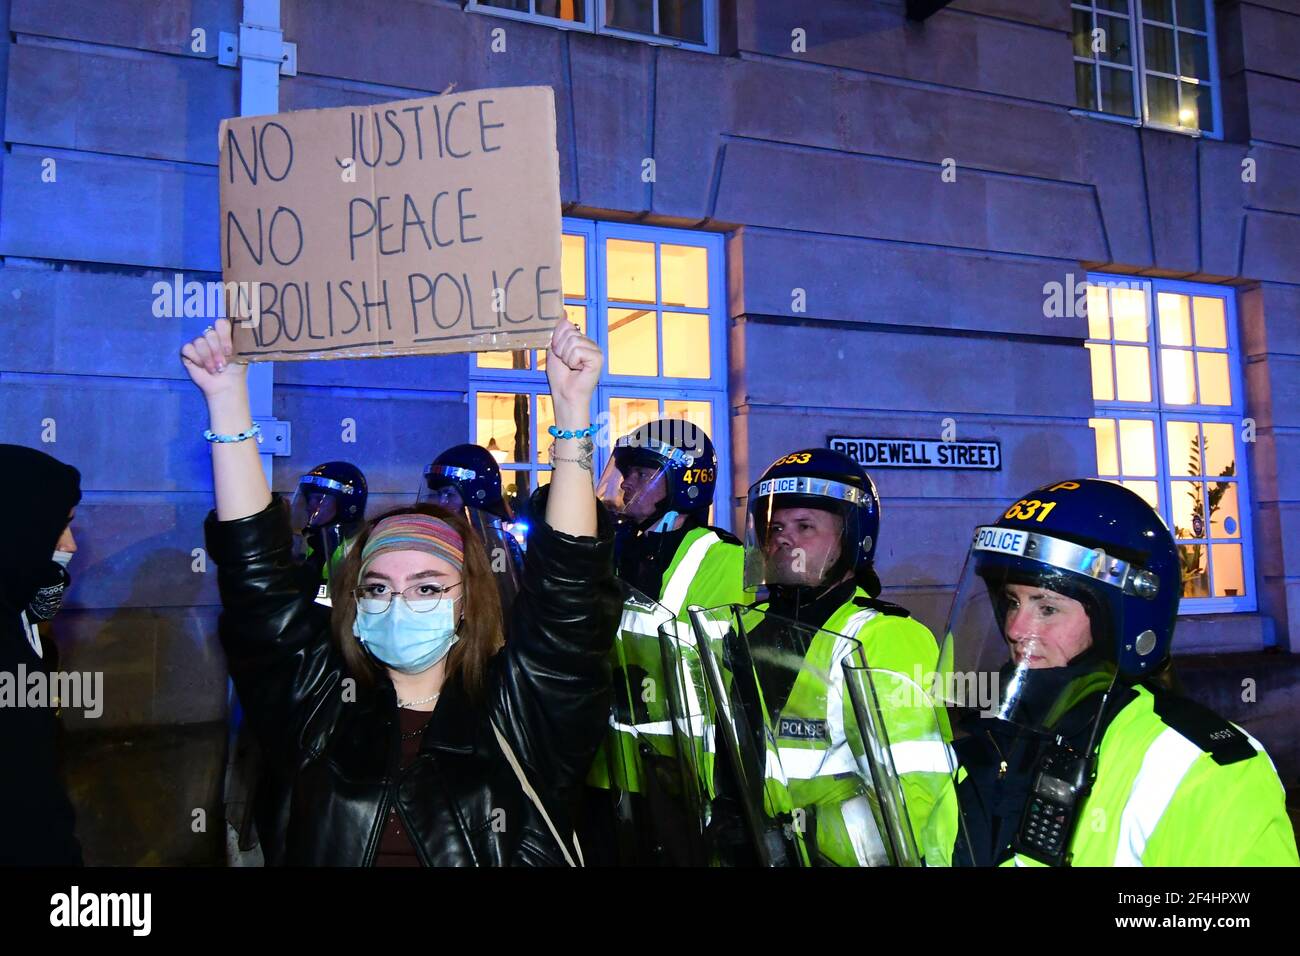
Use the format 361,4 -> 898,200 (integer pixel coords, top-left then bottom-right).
938,549 -> 1121,737
586,583 -> 711,865
687,603 -> 957,866
466,510 -> 524,618
656,613 -> 727,865
843,659 -> 967,867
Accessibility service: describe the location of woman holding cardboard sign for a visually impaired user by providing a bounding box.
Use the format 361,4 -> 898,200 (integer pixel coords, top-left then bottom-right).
181,317 -> 619,866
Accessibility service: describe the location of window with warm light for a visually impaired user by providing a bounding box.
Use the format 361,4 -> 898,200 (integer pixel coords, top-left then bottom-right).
467,0 -> 717,52
1085,275 -> 1254,613
470,219 -> 728,523
1071,1 -> 1221,137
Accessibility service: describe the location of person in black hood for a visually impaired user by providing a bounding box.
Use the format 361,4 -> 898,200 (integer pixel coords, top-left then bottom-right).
0,443 -> 83,866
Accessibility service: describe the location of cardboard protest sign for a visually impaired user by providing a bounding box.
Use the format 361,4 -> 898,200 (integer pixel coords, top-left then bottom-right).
218,86 -> 562,361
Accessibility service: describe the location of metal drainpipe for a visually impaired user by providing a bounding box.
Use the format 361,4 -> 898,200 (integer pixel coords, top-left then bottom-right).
234,0 -> 287,484
218,0 -> 293,866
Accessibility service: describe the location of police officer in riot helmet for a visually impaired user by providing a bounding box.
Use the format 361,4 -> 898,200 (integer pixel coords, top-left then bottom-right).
940,478 -> 1296,866
291,461 -> 368,605
594,418 -> 740,594
589,419 -> 746,865
723,448 -> 950,866
744,448 -> 890,626
418,444 -> 525,617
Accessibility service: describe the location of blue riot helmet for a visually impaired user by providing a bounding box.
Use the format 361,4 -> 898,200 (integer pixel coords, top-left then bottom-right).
420,443 -> 524,611
939,479 -> 1179,732
290,461 -> 368,588
292,461 -> 368,532
595,419 -> 717,530
291,461 -> 367,544
743,448 -> 882,595
419,444 -> 513,522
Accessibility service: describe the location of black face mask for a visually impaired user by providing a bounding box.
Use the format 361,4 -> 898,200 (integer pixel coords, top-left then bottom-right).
0,444 -> 81,622
26,561 -> 71,623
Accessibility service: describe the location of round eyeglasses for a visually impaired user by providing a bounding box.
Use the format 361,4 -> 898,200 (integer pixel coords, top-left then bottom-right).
351,581 -> 462,614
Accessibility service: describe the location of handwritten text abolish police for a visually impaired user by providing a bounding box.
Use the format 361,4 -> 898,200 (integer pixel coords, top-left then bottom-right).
223,95 -> 562,353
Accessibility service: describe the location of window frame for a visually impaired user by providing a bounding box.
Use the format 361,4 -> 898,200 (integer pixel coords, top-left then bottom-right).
470,217 -> 732,529
466,381 -> 557,504
1086,273 -> 1256,614
466,0 -> 719,54
1069,0 -> 1223,140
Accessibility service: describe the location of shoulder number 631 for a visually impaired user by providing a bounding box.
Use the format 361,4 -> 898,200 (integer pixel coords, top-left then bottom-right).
1004,498 -> 1058,523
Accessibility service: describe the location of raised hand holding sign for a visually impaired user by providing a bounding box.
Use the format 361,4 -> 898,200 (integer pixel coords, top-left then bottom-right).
219,86 -> 562,362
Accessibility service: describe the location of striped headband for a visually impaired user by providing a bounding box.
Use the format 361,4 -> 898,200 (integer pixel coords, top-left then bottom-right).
360,514 -> 464,575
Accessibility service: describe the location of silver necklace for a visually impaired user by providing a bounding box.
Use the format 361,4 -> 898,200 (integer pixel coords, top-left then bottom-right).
398,691 -> 441,708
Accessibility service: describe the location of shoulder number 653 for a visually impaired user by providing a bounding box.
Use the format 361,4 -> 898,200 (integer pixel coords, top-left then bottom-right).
773,452 -> 812,467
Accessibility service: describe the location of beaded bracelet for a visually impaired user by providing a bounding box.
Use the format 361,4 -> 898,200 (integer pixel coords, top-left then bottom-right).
547,423 -> 598,441
203,423 -> 262,444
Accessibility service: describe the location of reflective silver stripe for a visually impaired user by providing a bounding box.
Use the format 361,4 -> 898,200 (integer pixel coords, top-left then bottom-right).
751,475 -> 867,505
610,714 -> 714,754
300,474 -> 356,495
841,794 -> 889,867
775,744 -> 856,778
614,437 -> 695,467
619,610 -> 667,639
888,740 -> 958,775
609,718 -> 675,736
774,740 -> 955,780
820,625 -> 865,783
660,532 -> 720,617
1113,726 -> 1202,866
426,464 -> 476,482
971,525 -> 1160,599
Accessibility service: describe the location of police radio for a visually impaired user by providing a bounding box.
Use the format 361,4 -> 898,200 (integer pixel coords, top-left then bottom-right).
1012,687 -> 1111,867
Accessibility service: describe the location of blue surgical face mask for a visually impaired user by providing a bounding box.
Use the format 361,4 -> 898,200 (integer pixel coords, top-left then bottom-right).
352,597 -> 460,675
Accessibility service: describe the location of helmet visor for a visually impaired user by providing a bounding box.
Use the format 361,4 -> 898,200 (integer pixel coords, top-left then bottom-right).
290,478 -> 343,532
938,529 -> 1121,735
417,464 -> 476,507
743,476 -> 865,590
595,451 -> 673,522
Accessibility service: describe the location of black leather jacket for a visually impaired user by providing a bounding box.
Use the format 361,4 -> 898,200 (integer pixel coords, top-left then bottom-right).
205,491 -> 619,866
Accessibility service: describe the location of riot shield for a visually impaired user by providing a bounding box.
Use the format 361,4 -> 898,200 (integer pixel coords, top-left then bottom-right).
466,509 -> 525,620
687,603 -> 962,867
583,583 -> 712,865
656,612 -> 724,865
